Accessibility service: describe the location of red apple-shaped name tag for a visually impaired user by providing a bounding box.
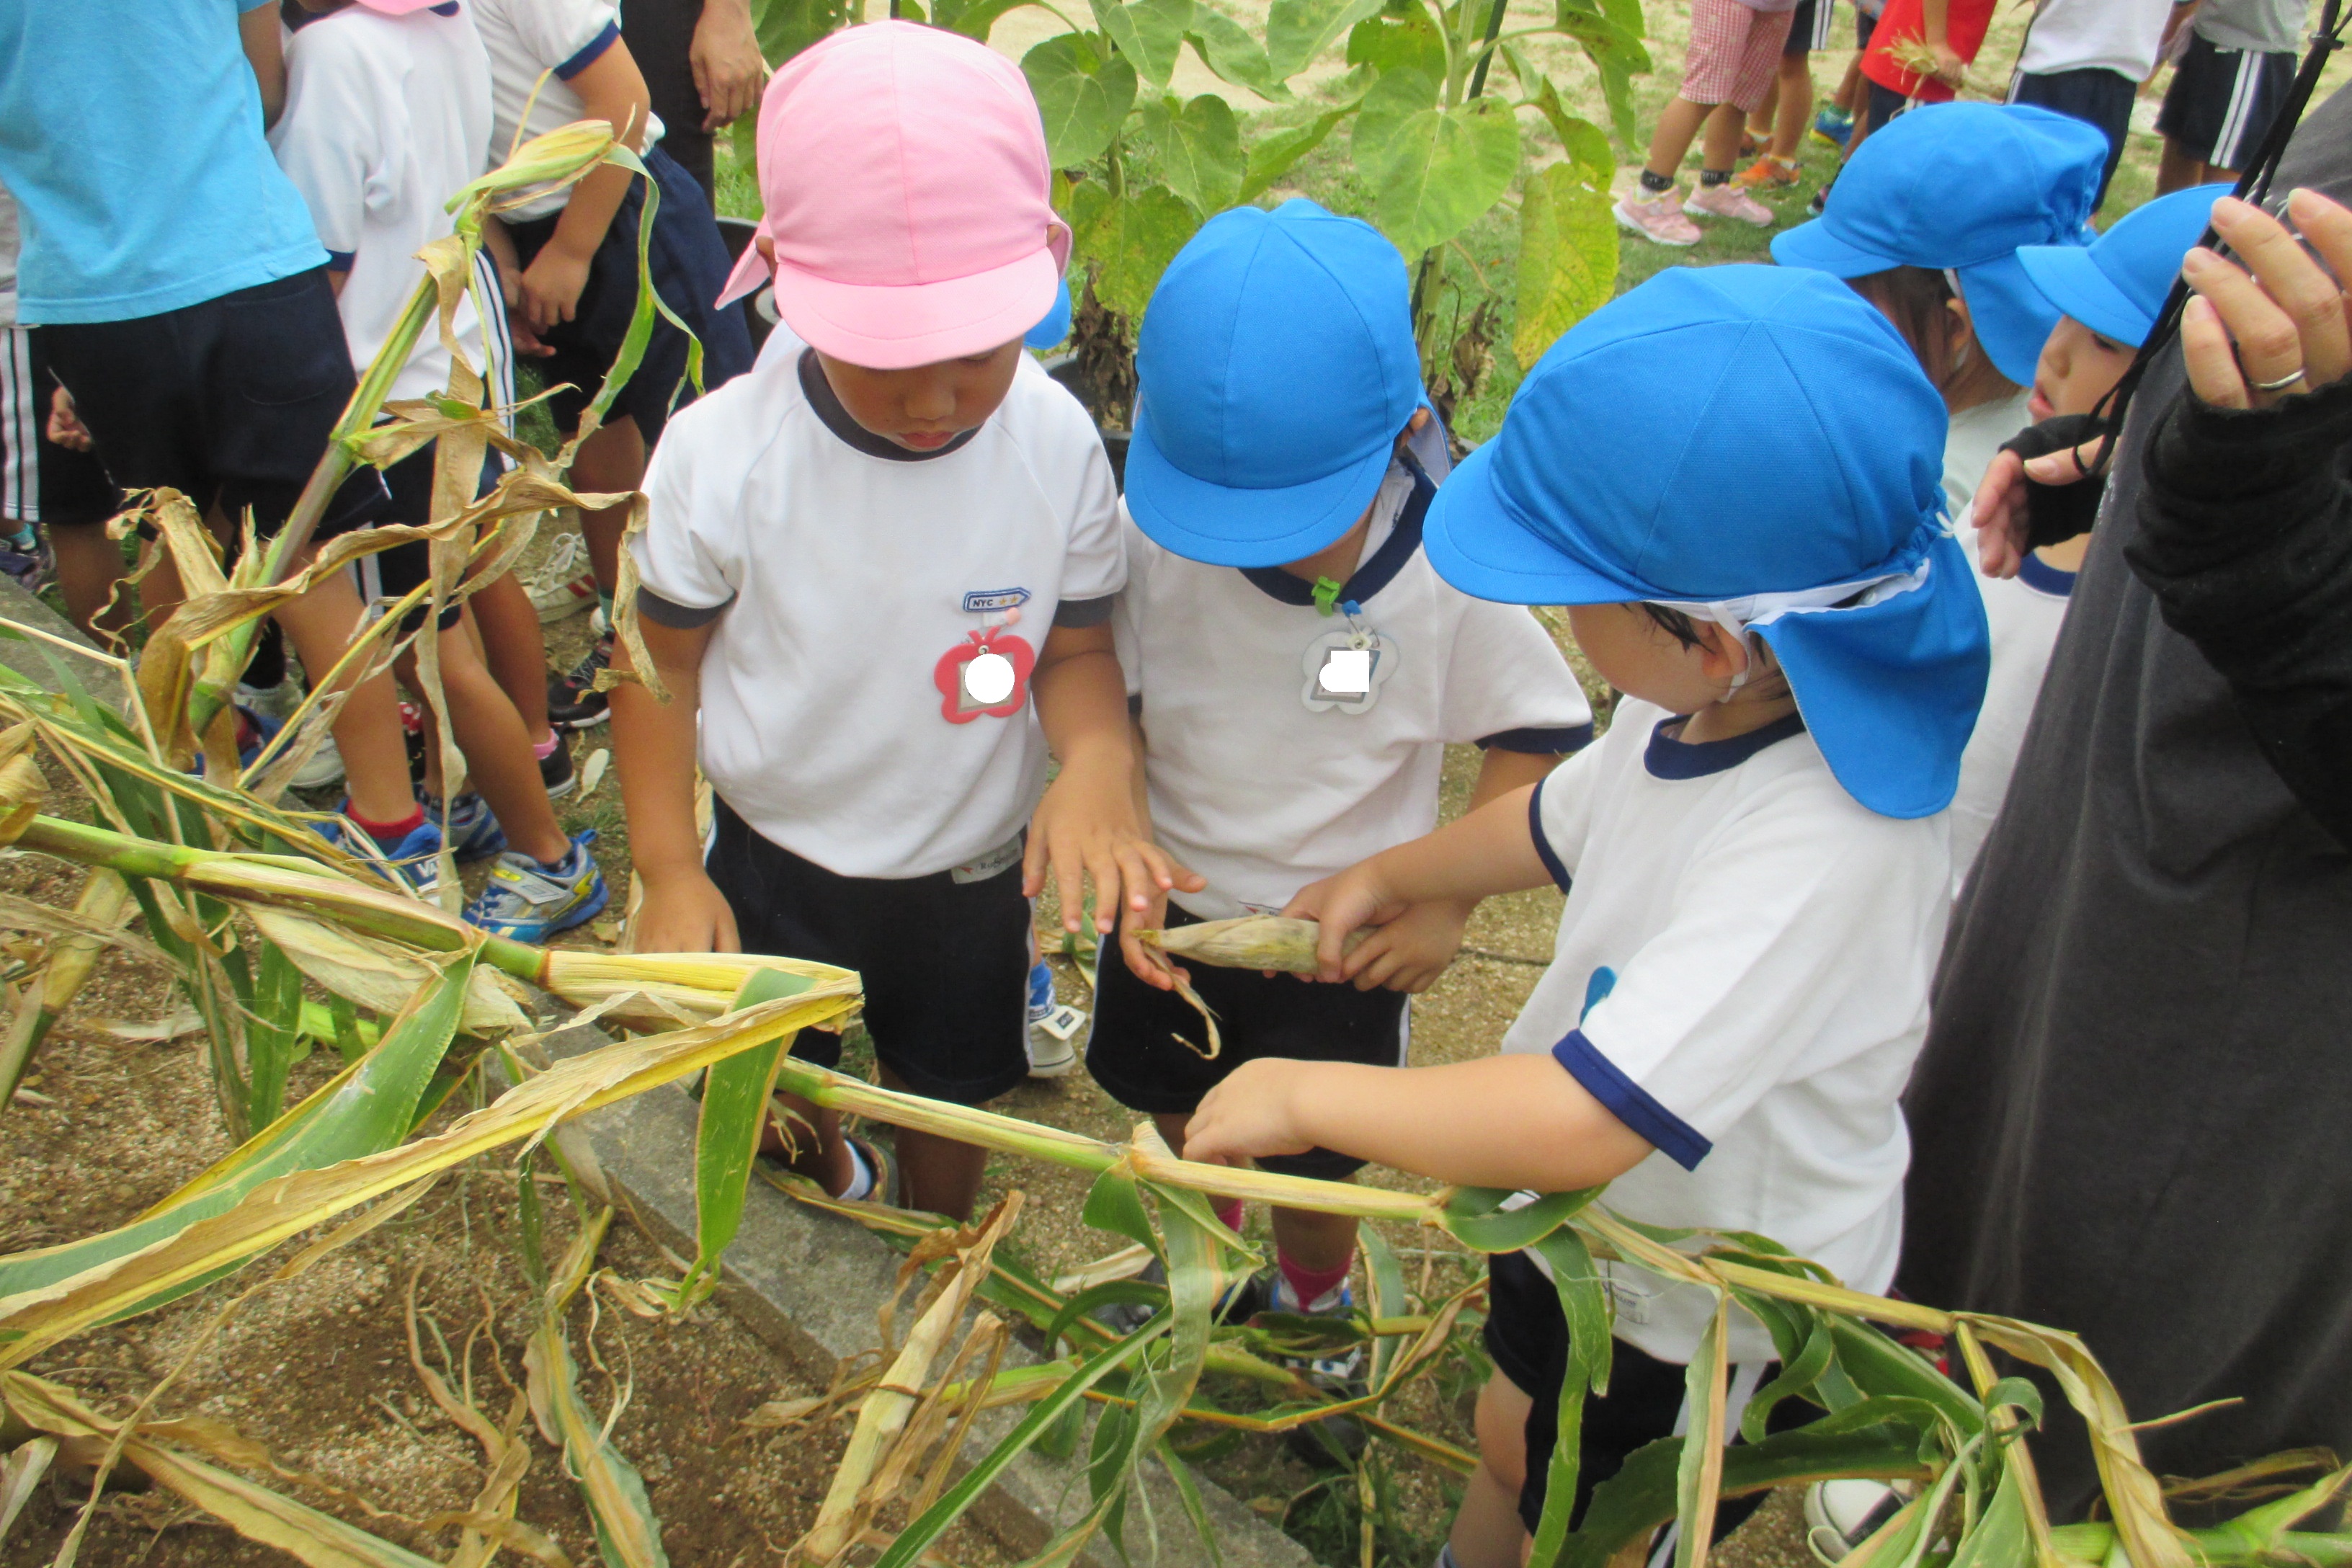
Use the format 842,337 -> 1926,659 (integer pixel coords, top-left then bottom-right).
934,626 -> 1037,723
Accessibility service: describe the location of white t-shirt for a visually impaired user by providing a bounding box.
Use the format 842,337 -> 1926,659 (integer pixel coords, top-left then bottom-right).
2015,0 -> 2177,79
470,0 -> 662,220
1948,540 -> 2075,890
1114,428 -> 1592,917
1508,699 -> 1951,1365
270,4 -> 496,405
631,336 -> 1123,880
1939,388 -> 2032,522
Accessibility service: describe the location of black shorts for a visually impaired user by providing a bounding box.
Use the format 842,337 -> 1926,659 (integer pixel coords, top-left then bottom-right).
1084,905 -> 1408,1180
365,441 -> 507,634
2158,32 -> 2296,172
37,267 -> 387,543
1784,0 -> 1835,57
504,142 -> 754,446
1,327 -> 118,528
620,0 -> 717,205
1856,7 -> 1876,48
1484,1250 -> 1808,1540
705,797 -> 1030,1105
2008,66 -> 2135,205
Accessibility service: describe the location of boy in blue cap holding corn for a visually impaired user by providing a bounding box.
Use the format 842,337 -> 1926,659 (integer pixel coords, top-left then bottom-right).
1184,264 -> 1989,1563
1944,183 -> 2229,883
1091,198 -> 1592,1349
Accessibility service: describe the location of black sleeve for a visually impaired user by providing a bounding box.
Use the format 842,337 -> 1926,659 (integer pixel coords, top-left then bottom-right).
1054,594 -> 1116,628
2126,378 -> 2352,850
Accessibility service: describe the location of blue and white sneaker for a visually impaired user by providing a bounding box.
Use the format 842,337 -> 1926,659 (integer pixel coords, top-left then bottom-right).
1025,959 -> 1077,1078
462,830 -> 607,943
424,790 -> 507,861
313,813 -> 445,899
1272,1276 -> 1369,1466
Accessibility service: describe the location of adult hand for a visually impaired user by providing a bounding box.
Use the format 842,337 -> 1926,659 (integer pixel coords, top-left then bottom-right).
691,0 -> 770,130
633,868 -> 741,953
46,387 -> 94,453
2180,189 -> 2352,409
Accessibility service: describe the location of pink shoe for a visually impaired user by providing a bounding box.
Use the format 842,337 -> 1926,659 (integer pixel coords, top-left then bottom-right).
1683,182 -> 1776,228
1613,190 -> 1701,247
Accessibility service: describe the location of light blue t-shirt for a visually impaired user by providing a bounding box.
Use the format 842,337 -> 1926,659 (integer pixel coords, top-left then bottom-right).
0,0 -> 327,324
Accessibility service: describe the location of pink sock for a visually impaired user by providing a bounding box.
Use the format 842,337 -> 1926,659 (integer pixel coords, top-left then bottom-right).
1278,1250 -> 1353,1310
531,731 -> 561,760
1213,1198 -> 1244,1234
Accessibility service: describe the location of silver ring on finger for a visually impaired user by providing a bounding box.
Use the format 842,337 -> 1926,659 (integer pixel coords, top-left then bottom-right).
2253,366 -> 2310,392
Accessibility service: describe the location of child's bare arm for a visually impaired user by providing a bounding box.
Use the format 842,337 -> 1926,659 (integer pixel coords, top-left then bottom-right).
1025,622 -> 1202,936
1184,1054 -> 1654,1193
1332,745 -> 1570,993
517,44 -> 654,333
1284,782 -> 1556,981
239,4 -> 285,127
610,617 -> 738,953
1922,0 -> 1964,81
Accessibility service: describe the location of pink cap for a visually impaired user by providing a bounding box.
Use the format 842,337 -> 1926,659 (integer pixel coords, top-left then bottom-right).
716,21 -> 1069,369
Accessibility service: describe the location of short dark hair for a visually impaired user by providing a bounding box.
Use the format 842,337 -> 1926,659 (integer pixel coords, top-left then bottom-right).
1845,266 -> 2018,406
1641,603 -> 1704,647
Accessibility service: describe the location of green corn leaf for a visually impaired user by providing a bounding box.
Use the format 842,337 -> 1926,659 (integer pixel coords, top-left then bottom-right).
1440,1185 -> 1603,1253
1238,66 -> 1373,202
1740,1314 -> 1835,1442
1513,161 -> 1617,365
1948,1456 -> 2034,1568
1092,0 -> 1194,89
1139,93 -> 1244,215
1157,1440 -> 1224,1568
1670,1296 -> 1729,1568
0,952 -> 473,1312
1186,9 -> 1288,98
240,937 -> 306,1136
1361,1224 -> 1407,1389
1046,1281 -> 1167,1352
1265,0 -> 1387,79
1347,8 -> 1447,78
1352,71 -> 1522,257
1828,1318 -> 1986,1438
1069,182 -> 1202,318
1024,33 -> 1139,168
1525,1231 -> 1611,1568
1084,1168 -> 1160,1255
678,968 -> 814,1306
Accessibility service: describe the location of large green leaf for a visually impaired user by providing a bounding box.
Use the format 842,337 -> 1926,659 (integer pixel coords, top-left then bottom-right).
1092,0 -> 1195,89
750,0 -> 855,61
1266,0 -> 1388,80
931,0 -> 1033,39
0,954 -> 473,1307
1346,8 -> 1448,79
1502,47 -> 1613,182
1351,69 -> 1521,257
1024,33 -> 1141,168
1513,161 -> 1616,365
1187,9 -> 1288,98
1525,1229 -> 1613,1568
1140,93 -> 1244,215
1070,182 -> 1203,317
1440,1185 -> 1603,1253
1552,9 -> 1652,74
1239,65 -> 1373,201
679,968 -> 816,1306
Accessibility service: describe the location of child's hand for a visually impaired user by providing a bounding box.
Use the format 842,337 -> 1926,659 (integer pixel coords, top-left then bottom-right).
1183,1058 -> 1317,1167
1116,881 -> 1190,992
633,868 -> 741,954
1024,744 -> 1204,937
1283,863 -> 1412,984
46,388 -> 93,453
1338,898 -> 1473,994
1929,40 -> 1966,84
520,241 -> 594,334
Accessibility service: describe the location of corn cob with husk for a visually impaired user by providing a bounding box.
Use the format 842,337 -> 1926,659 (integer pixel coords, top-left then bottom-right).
1137,914 -> 1371,975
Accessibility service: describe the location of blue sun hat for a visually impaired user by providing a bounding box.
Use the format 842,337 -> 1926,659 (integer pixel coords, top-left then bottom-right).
1771,102 -> 2106,387
1025,277 -> 1073,349
1425,265 -> 1989,819
1126,199 -> 1427,567
2016,183 -> 2229,348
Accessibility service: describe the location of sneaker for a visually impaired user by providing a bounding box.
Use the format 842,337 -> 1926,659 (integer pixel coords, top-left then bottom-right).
524,530 -> 599,623
538,733 -> 576,799
1268,1277 -> 1370,1466
1734,153 -> 1801,191
424,790 -> 507,861
1025,961 -> 1079,1078
548,629 -> 612,731
0,533 -> 50,594
1613,189 -> 1701,247
1804,1481 -> 1906,1558
315,813 -> 445,898
1684,182 -> 1776,227
234,679 -> 302,722
1809,182 -> 1831,215
290,731 -> 347,791
1812,108 -> 1854,148
463,830 -> 608,942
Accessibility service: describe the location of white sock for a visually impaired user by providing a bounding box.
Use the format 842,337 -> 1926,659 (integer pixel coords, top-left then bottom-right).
837,1141 -> 875,1203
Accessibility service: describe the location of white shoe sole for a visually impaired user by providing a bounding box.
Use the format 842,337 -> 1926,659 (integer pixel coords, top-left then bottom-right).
1613,202 -> 1698,247
1682,197 -> 1774,228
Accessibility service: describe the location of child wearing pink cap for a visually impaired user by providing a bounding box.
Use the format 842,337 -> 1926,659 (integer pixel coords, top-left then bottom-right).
610,21 -> 1187,1221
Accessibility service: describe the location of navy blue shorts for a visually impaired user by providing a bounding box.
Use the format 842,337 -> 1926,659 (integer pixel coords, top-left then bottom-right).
2,327 -> 117,529
2008,66 -> 2136,206
2158,32 -> 2296,172
505,141 -> 754,445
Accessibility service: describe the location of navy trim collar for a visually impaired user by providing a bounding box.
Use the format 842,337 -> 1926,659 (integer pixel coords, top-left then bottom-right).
798,349 -> 978,463
1644,710 -> 1807,780
1238,463 -> 1434,609
2016,551 -> 2077,598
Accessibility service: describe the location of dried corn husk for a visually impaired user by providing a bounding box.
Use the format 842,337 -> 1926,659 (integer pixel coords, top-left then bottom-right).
1138,915 -> 1370,976
246,906 -> 531,1035
0,723 -> 43,845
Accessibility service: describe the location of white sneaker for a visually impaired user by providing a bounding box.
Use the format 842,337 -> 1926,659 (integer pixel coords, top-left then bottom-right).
1025,960 -> 1082,1078
524,529 -> 597,623
290,731 -> 345,790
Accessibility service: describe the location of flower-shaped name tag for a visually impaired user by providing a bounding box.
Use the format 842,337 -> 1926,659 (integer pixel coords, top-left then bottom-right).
1299,626 -> 1397,714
